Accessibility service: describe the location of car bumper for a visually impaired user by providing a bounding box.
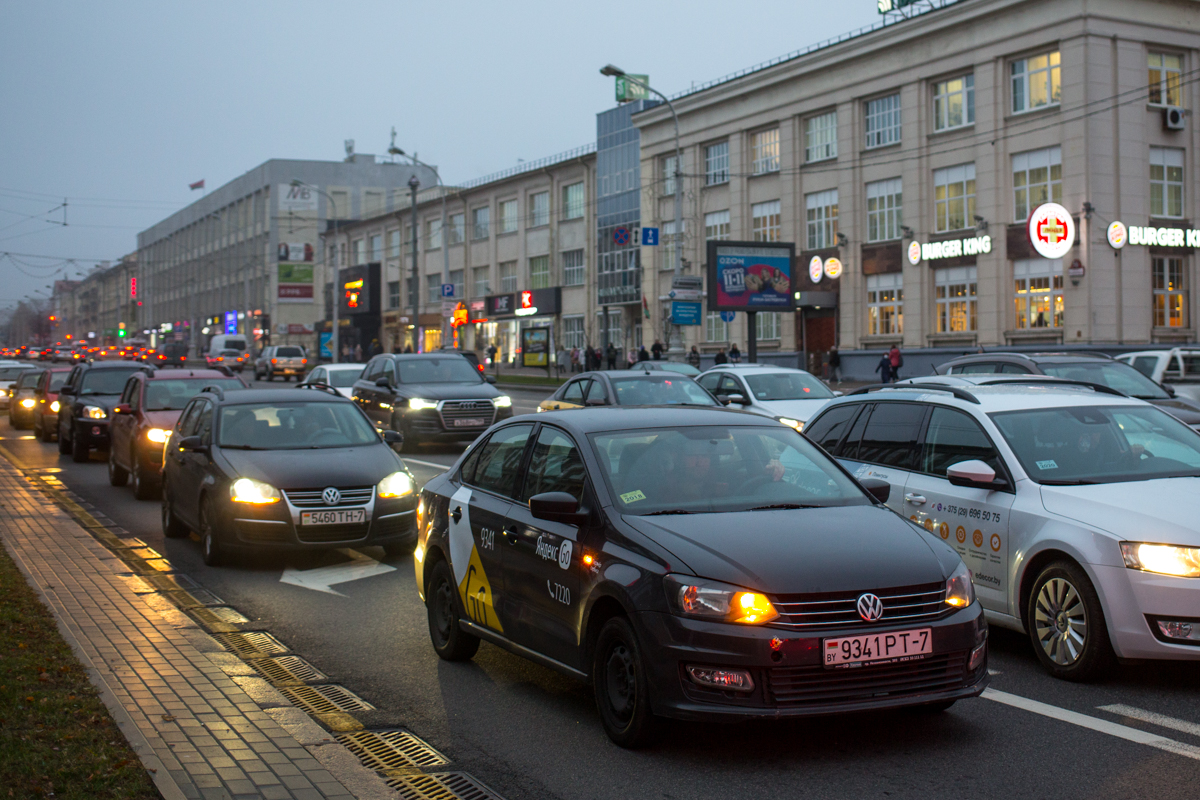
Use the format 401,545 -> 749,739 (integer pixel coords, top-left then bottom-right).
631,603 -> 988,721
74,419 -> 110,447
404,407 -> 514,441
222,497 -> 418,551
1093,564 -> 1200,660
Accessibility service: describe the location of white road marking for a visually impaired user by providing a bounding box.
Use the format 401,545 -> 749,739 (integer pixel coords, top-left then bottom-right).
401,457 -> 452,472
1098,704 -> 1200,739
984,689 -> 1200,761
279,548 -> 395,596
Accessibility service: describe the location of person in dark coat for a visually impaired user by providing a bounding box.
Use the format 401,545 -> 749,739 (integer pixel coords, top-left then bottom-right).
729,343 -> 741,363
637,345 -> 650,362
714,348 -> 728,365
606,343 -> 618,370
875,354 -> 892,384
651,339 -> 664,360
828,346 -> 842,383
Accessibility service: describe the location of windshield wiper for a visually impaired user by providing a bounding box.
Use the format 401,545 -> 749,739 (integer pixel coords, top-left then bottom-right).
644,509 -> 694,516
1039,479 -> 1099,485
220,444 -> 266,450
748,503 -> 823,511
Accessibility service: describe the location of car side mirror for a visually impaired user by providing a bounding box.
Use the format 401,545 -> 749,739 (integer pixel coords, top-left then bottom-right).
374,376 -> 391,388
1162,383 -> 1177,397
946,460 -> 1007,490
529,491 -> 589,525
484,375 -> 497,384
179,435 -> 209,455
725,393 -> 751,405
113,403 -> 131,415
382,429 -> 403,445
58,386 -> 75,396
859,478 -> 891,504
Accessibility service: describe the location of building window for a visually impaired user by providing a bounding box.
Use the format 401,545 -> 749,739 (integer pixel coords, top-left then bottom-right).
473,266 -> 489,297
499,260 -> 517,293
751,128 -> 780,174
805,112 -> 837,162
562,315 -> 585,349
447,213 -> 465,245
1014,258 -> 1064,329
705,311 -> 729,342
426,219 -> 442,249
705,210 -> 730,241
865,94 -> 901,148
352,238 -> 365,264
563,183 -> 584,220
531,192 -> 550,227
388,230 -> 401,258
1149,52 -> 1183,107
805,190 -> 839,250
705,141 -> 729,185
752,200 -> 782,242
661,220 -> 685,271
426,275 -> 442,304
933,74 -> 974,131
1153,257 -> 1187,328
562,249 -> 585,286
755,312 -> 781,341
529,256 -> 550,290
449,269 -> 464,299
406,276 -> 416,305
934,163 -> 976,232
662,155 -> 677,196
387,281 -> 400,309
1013,146 -> 1062,222
866,178 -> 903,242
472,207 -> 490,240
867,273 -> 904,336
499,199 -> 518,233
1150,147 -> 1185,218
364,191 -> 383,217
1012,51 -> 1061,114
935,266 -> 977,333
369,234 -> 382,262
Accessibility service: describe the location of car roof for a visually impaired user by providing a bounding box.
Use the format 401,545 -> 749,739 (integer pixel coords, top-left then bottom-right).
384,352 -> 469,360
943,351 -> 1113,365
828,382 -> 1145,414
524,405 -> 772,434
320,364 -> 366,371
80,361 -> 151,370
702,364 -> 811,375
144,369 -> 232,381
206,388 -> 352,405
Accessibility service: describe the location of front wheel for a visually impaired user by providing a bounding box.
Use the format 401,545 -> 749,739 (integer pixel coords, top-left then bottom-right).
1027,561 -> 1113,681
161,489 -> 189,539
107,448 -> 128,486
132,456 -> 159,500
592,616 -> 658,748
57,422 -> 71,454
72,431 -> 89,463
426,560 -> 480,661
199,498 -> 224,566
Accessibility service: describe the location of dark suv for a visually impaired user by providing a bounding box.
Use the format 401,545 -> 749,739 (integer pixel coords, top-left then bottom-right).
934,352 -> 1200,428
57,361 -> 154,461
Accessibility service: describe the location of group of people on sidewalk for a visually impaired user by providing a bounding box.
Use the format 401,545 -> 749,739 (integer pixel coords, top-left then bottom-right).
874,345 -> 904,383
547,340 -> 743,373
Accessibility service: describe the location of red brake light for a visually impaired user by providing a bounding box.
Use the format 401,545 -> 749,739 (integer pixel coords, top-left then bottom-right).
271,358 -> 277,364
301,359 -> 307,364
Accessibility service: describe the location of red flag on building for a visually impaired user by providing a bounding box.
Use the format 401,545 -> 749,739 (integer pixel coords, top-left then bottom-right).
642,295 -> 650,319
189,179 -> 205,191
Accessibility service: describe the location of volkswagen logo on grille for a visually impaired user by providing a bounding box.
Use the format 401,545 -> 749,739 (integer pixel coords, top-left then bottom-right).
322,487 -> 341,506
856,593 -> 884,622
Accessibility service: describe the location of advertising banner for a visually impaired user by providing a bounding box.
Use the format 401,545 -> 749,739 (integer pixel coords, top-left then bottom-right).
278,183 -> 319,213
278,263 -> 314,303
670,301 -> 701,325
706,241 -> 797,312
521,327 -> 549,367
277,242 -> 314,262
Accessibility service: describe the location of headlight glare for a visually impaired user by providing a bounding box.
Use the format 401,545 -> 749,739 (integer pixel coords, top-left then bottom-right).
777,417 -> 803,431
83,405 -> 107,419
229,477 -> 281,504
664,575 -> 779,625
20,398 -> 35,409
145,428 -> 171,443
493,395 -> 512,408
50,400 -> 60,412
1121,542 -> 1200,578
409,398 -> 437,410
377,470 -> 414,498
945,561 -> 975,607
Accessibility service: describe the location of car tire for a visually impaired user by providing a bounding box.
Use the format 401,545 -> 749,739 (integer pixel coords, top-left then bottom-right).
58,423 -> 71,454
71,430 -> 89,463
1027,561 -> 1114,682
592,616 -> 659,748
161,489 -> 189,539
132,456 -> 159,501
426,560 -> 480,661
199,498 -> 224,567
267,370 -> 274,382
107,447 -> 128,486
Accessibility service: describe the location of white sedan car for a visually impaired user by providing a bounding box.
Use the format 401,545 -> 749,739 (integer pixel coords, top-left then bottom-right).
696,364 -> 836,431
298,364 -> 365,398
803,379 -> 1200,680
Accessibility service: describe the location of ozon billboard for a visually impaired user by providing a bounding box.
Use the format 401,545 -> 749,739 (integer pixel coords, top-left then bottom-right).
706,240 -> 797,312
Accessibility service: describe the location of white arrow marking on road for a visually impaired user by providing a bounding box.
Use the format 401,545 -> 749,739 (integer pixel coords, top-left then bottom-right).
280,549 -> 395,596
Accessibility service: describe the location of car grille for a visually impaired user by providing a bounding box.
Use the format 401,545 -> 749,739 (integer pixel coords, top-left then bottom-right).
768,652 -> 968,707
438,400 -> 496,430
296,523 -> 370,544
771,583 -> 948,630
236,520 -> 291,544
283,487 -> 374,507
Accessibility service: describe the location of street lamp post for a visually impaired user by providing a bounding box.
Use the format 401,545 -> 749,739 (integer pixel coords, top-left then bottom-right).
291,181 -> 338,363
408,174 -> 420,352
601,64 -> 684,359
389,146 -> 450,350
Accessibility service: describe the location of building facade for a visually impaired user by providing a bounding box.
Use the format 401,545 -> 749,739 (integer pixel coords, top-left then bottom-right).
634,0 -> 1200,369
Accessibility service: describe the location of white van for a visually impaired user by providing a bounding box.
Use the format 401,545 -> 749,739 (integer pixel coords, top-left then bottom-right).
207,334 -> 249,359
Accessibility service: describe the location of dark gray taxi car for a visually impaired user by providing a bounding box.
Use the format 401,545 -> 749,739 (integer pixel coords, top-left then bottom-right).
414,407 -> 988,747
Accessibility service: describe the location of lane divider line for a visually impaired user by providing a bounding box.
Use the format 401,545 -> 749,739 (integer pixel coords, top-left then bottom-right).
1098,704 -> 1200,740
984,689 -> 1200,761
400,456 -> 453,472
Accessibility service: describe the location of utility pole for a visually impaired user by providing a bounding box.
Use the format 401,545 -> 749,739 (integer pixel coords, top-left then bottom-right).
291,181 -> 339,362
387,143 -> 448,349
409,175 -> 420,352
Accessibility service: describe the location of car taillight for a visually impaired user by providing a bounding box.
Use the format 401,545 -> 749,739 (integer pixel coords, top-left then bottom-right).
301,359 -> 307,364
271,358 -> 277,364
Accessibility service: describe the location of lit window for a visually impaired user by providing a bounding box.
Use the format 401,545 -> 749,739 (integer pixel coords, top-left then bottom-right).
705,210 -> 730,242
806,190 -> 838,250
751,128 -> 780,175
1013,146 -> 1062,221
1011,51 -> 1061,114
1150,147 -> 1185,218
866,178 -> 903,242
705,142 -> 729,185
752,200 -> 781,243
933,163 -> 975,233
935,266 -> 977,333
1153,257 -> 1187,328
1014,258 -> 1064,329
1148,53 -> 1183,107
865,94 -> 901,148
805,112 -> 837,162
867,273 -> 904,336
933,75 -> 974,130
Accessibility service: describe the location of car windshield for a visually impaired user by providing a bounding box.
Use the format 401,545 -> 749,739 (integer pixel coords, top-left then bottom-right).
744,372 -> 834,401
218,349 -> 242,357
591,425 -> 868,514
217,402 -> 379,449
322,368 -> 364,387
991,405 -> 1200,485
49,372 -> 68,392
1038,361 -> 1169,400
79,369 -> 142,395
609,376 -> 718,406
397,357 -> 481,384
144,379 -> 244,410
17,372 -> 42,388
0,367 -> 29,380
651,362 -> 700,376
275,347 -> 304,357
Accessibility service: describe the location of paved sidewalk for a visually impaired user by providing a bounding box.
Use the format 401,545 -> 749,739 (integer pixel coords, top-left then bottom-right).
0,460 -> 379,800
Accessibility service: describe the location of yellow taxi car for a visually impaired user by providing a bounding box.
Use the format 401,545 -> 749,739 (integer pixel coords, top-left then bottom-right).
537,369 -> 722,412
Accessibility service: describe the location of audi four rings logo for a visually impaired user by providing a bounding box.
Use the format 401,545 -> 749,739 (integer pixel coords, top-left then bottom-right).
322,487 -> 341,506
856,593 -> 884,622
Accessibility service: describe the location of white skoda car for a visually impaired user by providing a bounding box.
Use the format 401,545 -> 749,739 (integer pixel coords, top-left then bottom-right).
696,364 -> 836,431
803,378 -> 1200,680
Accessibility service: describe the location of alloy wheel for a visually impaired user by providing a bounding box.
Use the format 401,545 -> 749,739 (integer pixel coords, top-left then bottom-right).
1033,577 -> 1087,665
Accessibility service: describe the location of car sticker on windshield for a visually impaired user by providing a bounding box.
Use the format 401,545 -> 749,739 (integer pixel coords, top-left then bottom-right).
446,486 -> 503,633
620,489 -> 646,504
1036,459 -> 1058,470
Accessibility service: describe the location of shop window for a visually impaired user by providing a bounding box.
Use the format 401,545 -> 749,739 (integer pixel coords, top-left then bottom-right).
867,273 -> 903,336
1014,258 -> 1063,329
935,266 -> 977,333
1153,257 -> 1187,328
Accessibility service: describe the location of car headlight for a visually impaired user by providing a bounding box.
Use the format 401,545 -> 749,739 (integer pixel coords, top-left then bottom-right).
229,477 -> 281,504
493,395 -> 512,408
776,417 -> 804,431
409,398 -> 437,410
1121,542 -> 1200,578
145,428 -> 171,444
663,574 -> 779,625
19,398 -> 35,409
945,561 -> 976,607
82,405 -> 107,419
49,400 -> 60,412
377,470 -> 415,498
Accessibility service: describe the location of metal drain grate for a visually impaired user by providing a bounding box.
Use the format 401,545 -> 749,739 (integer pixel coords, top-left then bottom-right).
385,773 -> 505,800
280,684 -> 374,714
207,606 -> 249,624
213,631 -> 289,658
248,655 -> 326,685
185,588 -> 224,606
188,606 -> 248,631
338,730 -> 450,773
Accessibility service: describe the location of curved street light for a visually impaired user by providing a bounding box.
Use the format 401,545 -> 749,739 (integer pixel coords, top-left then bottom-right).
291,180 -> 340,363
388,145 -> 451,351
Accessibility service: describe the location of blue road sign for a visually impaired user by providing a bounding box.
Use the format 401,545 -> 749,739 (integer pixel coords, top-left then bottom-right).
720,310 -> 736,323
613,227 -> 630,245
671,301 -> 702,326
641,227 -> 659,246
441,283 -> 455,298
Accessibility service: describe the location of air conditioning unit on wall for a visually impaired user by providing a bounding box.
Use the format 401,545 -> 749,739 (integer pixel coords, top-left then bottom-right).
1164,106 -> 1186,131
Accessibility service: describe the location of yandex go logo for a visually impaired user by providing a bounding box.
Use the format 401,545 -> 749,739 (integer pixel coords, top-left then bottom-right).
1028,202 -> 1075,260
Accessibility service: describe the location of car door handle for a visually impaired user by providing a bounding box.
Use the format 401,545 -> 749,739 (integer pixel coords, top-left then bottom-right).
905,493 -> 927,505
503,525 -> 519,544
451,505 -> 462,523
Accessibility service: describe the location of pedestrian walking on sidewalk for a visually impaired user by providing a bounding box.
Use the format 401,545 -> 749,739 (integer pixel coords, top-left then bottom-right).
687,346 -> 701,369
889,345 -> 903,381
829,345 -> 842,383
714,348 -> 728,365
651,339 -> 663,360
876,353 -> 893,384
637,345 -> 650,362
729,343 -> 741,363
606,343 -> 617,370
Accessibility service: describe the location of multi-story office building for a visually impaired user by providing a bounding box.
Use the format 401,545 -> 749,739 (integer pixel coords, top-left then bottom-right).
56,255 -> 138,345
634,0 -> 1200,369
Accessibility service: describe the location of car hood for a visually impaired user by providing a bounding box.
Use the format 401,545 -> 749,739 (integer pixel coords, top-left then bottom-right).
1040,479 -> 1200,547
1147,397 -> 1200,425
143,410 -> 182,429
394,382 -> 500,401
75,393 -> 120,409
753,398 -> 834,422
218,444 -> 403,490
622,505 -> 950,593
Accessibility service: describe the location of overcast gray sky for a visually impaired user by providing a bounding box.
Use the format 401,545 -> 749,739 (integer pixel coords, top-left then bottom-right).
0,0 -> 881,306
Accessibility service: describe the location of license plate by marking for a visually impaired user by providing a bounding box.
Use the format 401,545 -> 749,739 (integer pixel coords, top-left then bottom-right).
452,418 -> 486,427
823,628 -> 932,668
301,509 -> 366,526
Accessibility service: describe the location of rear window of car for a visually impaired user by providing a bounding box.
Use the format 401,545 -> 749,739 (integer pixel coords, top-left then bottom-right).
275,347 -> 304,357
17,371 -> 42,388
609,376 -> 717,406
145,379 -> 244,410
79,368 -> 144,395
49,372 -> 68,392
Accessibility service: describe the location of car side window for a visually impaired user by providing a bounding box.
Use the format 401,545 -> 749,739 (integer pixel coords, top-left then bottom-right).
1000,363 -> 1031,374
717,375 -> 742,395
854,402 -> 926,469
921,407 -> 1003,478
459,439 -> 486,484
177,401 -> 201,435
1130,356 -> 1158,378
362,359 -> 380,381
562,380 -> 586,404
468,423 -> 534,498
522,426 -> 586,503
952,363 -> 999,375
195,402 -> 214,445
1166,356 -> 1183,379
804,404 -> 862,454
586,379 -> 608,404
696,373 -> 720,393
129,380 -> 142,411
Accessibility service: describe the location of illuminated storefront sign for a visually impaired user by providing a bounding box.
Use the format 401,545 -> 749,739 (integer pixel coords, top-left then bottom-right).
1028,203 -> 1075,259
908,235 -> 992,265
1105,220 -> 1200,249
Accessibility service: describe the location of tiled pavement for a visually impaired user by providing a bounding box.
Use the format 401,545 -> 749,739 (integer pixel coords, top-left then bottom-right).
0,459 -> 394,800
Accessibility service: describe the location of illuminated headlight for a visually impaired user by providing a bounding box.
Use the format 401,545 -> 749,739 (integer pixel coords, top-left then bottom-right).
945,561 -> 976,607
145,428 -> 171,444
377,470 -> 415,498
1121,542 -> 1200,578
229,477 -> 281,504
493,395 -> 512,408
664,574 -> 779,625
409,398 -> 437,410
776,417 -> 804,431
82,405 -> 107,419
50,401 -> 60,413
19,398 -> 35,409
